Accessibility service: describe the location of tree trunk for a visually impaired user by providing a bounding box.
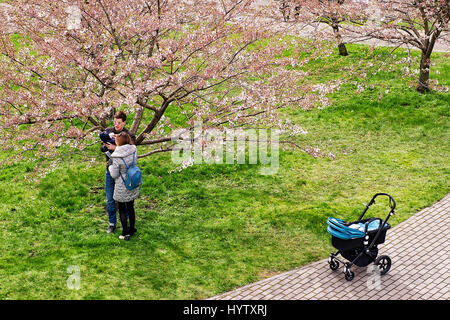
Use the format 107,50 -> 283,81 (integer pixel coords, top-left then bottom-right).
337,42 -> 348,56
130,106 -> 144,135
332,24 -> 348,56
135,99 -> 171,145
417,50 -> 431,93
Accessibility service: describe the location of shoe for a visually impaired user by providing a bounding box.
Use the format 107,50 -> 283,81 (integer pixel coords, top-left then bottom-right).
119,234 -> 130,241
107,225 -> 116,233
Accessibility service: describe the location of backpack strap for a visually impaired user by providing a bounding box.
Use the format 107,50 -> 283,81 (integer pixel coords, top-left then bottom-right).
121,157 -> 129,169
120,151 -> 136,168
119,152 -> 136,185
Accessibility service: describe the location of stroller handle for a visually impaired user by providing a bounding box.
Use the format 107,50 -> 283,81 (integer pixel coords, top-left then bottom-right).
358,193 -> 396,221
369,193 -> 396,210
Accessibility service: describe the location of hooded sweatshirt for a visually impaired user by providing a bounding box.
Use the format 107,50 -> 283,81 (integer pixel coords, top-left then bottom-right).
108,144 -> 140,202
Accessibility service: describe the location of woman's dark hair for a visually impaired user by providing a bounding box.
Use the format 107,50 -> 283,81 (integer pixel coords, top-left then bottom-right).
115,132 -> 132,146
114,111 -> 127,123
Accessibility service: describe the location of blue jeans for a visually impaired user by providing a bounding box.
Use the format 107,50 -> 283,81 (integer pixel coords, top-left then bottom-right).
105,169 -> 117,226
105,168 -> 128,226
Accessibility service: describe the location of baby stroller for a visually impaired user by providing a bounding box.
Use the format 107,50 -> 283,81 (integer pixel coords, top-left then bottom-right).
327,193 -> 396,281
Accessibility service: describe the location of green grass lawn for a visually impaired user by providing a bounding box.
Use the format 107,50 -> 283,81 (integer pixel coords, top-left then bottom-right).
0,43 -> 448,299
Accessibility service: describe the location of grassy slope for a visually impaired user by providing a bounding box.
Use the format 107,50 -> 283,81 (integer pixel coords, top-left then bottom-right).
0,43 -> 448,299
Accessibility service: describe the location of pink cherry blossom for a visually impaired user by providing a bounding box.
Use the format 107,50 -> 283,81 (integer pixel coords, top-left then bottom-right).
0,0 -> 351,156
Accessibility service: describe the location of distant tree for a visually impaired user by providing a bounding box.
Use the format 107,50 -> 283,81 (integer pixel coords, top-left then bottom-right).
285,0 -> 368,56
279,0 -> 449,91
361,0 -> 450,93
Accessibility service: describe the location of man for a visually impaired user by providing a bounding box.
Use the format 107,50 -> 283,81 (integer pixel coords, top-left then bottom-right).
101,111 -> 136,233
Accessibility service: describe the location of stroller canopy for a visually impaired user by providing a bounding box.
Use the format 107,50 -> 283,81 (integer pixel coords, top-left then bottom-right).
327,217 -> 381,240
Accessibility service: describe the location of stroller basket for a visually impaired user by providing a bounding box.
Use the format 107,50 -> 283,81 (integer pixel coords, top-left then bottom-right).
327,193 -> 396,281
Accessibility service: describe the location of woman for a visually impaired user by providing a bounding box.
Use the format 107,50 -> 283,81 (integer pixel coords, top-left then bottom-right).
108,132 -> 140,240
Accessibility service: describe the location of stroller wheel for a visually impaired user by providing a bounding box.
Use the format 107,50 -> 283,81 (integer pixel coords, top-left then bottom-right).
344,266 -> 354,281
345,270 -> 354,281
374,255 -> 391,275
329,258 -> 339,271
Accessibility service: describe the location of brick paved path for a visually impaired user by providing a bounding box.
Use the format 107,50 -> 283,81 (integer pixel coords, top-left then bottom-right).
210,194 -> 450,300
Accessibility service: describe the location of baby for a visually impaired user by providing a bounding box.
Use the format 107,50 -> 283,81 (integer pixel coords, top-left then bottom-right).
99,131 -> 116,145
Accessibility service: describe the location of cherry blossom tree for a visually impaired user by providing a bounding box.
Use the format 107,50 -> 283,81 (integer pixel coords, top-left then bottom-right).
359,0 -> 450,93
281,0 -> 368,56
0,0 -> 340,157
